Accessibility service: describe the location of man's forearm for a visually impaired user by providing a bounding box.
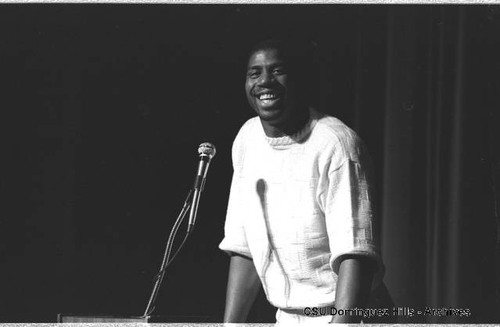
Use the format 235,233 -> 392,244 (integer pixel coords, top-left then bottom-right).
223,254 -> 261,323
331,256 -> 375,323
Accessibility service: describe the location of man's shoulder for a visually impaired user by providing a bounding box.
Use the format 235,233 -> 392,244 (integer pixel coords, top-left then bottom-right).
239,115 -> 260,134
309,109 -> 371,167
230,116 -> 261,161
233,115 -> 260,144
311,110 -> 361,147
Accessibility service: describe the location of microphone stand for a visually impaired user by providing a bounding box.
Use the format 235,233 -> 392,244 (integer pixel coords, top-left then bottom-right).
142,189 -> 194,319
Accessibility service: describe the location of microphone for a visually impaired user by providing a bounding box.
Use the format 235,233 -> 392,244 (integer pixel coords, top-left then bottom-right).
187,142 -> 216,233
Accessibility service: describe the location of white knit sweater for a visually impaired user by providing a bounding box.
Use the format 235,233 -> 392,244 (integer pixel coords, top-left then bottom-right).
219,108 -> 382,309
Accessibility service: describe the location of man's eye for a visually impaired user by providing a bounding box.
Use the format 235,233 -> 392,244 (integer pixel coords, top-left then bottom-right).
273,68 -> 286,75
247,70 -> 260,78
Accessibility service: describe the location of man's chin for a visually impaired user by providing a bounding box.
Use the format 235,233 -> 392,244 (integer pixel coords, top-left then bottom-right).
257,111 -> 283,124
255,105 -> 284,120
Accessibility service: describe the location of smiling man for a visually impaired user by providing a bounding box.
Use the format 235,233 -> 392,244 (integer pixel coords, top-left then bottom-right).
244,39 -> 313,138
219,39 -> 384,324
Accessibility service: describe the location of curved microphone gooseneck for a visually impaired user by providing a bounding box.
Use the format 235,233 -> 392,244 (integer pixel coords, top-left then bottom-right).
142,142 -> 216,319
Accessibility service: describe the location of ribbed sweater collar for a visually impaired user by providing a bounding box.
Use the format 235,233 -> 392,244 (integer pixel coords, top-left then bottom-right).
261,108 -> 317,149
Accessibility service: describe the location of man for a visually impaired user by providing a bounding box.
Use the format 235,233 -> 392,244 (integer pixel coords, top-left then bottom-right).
219,39 -> 383,324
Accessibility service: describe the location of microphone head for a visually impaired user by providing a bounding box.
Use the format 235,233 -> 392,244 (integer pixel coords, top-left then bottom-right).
198,142 -> 216,159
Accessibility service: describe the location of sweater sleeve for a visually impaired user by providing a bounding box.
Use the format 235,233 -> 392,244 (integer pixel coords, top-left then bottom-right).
218,173 -> 252,258
218,125 -> 252,258
322,142 -> 384,288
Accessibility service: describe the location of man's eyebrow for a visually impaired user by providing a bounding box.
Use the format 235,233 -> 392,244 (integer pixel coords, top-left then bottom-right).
247,65 -> 262,71
247,61 -> 287,70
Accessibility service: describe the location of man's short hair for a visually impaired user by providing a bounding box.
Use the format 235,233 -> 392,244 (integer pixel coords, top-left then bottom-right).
248,37 -> 316,76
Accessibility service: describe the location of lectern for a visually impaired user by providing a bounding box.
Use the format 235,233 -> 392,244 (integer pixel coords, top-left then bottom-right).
57,314 -> 148,323
57,314 -> 211,323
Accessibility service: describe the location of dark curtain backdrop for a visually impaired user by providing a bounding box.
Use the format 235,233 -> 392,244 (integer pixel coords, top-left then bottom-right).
377,6 -> 499,323
0,4 -> 498,323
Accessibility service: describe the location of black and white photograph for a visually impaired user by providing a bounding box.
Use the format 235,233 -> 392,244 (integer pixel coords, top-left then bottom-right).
0,3 -> 499,324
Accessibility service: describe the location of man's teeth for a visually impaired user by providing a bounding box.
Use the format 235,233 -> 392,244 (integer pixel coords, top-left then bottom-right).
258,93 -> 278,100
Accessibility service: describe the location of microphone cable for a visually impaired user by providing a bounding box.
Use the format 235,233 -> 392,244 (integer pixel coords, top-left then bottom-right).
142,188 -> 193,318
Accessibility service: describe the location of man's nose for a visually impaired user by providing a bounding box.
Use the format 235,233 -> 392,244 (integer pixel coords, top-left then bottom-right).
257,70 -> 275,86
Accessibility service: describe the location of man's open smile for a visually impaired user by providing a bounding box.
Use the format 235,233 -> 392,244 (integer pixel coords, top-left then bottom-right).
255,90 -> 282,106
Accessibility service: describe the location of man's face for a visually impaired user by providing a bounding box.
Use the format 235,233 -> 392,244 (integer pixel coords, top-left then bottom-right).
245,48 -> 296,126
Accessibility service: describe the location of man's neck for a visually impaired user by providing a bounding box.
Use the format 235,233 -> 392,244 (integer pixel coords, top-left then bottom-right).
261,106 -> 310,138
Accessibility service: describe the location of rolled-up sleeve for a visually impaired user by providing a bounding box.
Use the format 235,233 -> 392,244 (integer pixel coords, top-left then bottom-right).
218,173 -> 252,258
324,156 -> 384,286
218,132 -> 252,258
